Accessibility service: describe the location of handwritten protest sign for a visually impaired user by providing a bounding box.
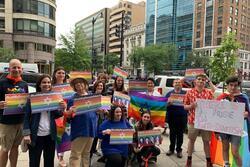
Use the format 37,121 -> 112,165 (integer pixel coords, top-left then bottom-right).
52,84 -> 74,100
113,91 -> 130,109
168,93 -> 185,106
129,80 -> 147,92
74,95 -> 101,115
110,129 -> 134,144
30,92 -> 63,114
137,129 -> 162,147
4,93 -> 29,115
195,99 -> 245,136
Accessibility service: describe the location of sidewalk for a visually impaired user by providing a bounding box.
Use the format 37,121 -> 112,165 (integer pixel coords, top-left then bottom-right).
16,132 -> 220,167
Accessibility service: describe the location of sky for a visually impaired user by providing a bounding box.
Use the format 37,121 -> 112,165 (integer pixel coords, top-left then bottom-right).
56,0 -> 145,40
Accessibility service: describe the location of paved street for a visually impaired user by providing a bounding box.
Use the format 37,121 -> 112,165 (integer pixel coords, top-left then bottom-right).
15,129 -> 221,167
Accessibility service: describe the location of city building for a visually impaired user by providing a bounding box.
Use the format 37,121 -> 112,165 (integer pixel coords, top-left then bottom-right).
0,0 -> 56,74
145,0 -> 194,69
193,0 -> 250,79
124,23 -> 145,77
109,0 -> 145,62
75,8 -> 110,71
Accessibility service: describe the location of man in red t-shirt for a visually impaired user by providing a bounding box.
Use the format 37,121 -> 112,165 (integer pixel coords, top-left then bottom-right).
217,76 -> 249,167
184,74 -> 214,167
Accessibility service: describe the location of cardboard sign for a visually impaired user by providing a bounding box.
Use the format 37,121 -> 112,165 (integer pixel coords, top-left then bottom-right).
74,95 -> 101,115
137,129 -> 162,147
113,91 -> 130,109
129,80 -> 147,92
110,129 -> 134,144
168,93 -> 185,106
52,84 -> 74,99
113,66 -> 128,78
100,96 -> 111,110
69,71 -> 91,81
4,93 -> 29,115
30,92 -> 63,114
185,68 -> 205,81
195,99 -> 245,136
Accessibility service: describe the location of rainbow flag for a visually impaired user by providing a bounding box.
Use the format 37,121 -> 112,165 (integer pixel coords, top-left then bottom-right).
138,129 -> 162,147
69,71 -> 92,81
113,67 -> 128,78
30,92 -> 63,114
210,120 -> 250,166
56,120 -> 71,153
128,92 -> 167,127
3,93 -> 29,115
52,84 -> 74,100
185,68 -> 205,81
100,96 -> 111,110
129,80 -> 147,93
110,129 -> 134,144
74,95 -> 101,115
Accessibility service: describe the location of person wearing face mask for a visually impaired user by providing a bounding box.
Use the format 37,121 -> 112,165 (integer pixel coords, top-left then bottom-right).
98,105 -> 132,167
52,67 -> 68,167
134,111 -> 161,167
23,74 -> 66,167
0,59 -> 29,167
216,76 -> 249,167
184,74 -> 214,167
165,79 -> 187,158
66,78 -> 98,167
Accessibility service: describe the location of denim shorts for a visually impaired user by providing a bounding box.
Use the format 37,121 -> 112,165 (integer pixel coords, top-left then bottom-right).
219,133 -> 241,146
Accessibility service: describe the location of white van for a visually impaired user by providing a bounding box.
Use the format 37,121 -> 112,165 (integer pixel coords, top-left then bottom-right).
0,62 -> 38,73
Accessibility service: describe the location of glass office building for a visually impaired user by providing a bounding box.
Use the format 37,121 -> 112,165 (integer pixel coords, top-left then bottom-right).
145,0 -> 194,69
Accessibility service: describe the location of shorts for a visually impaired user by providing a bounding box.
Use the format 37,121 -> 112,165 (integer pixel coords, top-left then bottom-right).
219,133 -> 241,146
0,123 -> 23,151
188,124 -> 211,141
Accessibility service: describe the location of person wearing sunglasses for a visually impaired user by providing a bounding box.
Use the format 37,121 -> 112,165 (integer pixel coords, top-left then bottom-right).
216,76 -> 249,167
183,74 -> 214,167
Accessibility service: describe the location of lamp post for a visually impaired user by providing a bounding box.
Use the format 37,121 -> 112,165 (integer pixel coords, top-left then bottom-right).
91,12 -> 103,80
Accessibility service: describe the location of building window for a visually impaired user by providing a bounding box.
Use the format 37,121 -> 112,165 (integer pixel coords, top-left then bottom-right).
218,16 -> 223,25
14,42 -> 27,50
197,21 -> 201,29
235,8 -> 238,16
218,6 -> 223,15
0,40 -> 3,47
196,31 -> 200,38
230,6 -> 233,14
0,0 -> 4,8
219,0 -> 223,5
231,0 -> 234,3
228,27 -> 233,33
234,29 -> 237,35
217,27 -> 222,35
245,62 -> 247,69
229,17 -> 233,25
241,15 -> 246,23
197,2 -> 202,10
217,38 -> 222,45
0,18 -> 4,29
196,41 -> 200,48
35,43 -> 53,53
197,12 -> 201,21
236,0 -> 239,5
235,19 -> 238,26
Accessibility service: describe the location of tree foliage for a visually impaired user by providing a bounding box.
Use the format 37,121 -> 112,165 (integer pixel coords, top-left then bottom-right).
104,53 -> 120,74
129,44 -> 178,75
0,47 -> 16,62
55,27 -> 91,72
210,33 -> 241,83
182,50 -> 210,69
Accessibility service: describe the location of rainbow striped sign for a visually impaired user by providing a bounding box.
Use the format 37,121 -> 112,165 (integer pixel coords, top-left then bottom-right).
129,80 -> 147,93
69,71 -> 92,81
168,93 -> 185,106
3,93 -> 29,115
113,91 -> 130,109
30,92 -> 63,114
138,129 -> 162,147
113,67 -> 128,78
74,95 -> 102,115
100,96 -> 111,110
52,84 -> 74,100
110,129 -> 134,144
185,68 -> 205,80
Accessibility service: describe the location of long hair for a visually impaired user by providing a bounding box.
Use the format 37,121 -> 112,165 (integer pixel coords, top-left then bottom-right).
52,66 -> 67,85
93,80 -> 106,95
113,76 -> 125,92
36,74 -> 52,92
109,104 -> 126,121
137,110 -> 154,131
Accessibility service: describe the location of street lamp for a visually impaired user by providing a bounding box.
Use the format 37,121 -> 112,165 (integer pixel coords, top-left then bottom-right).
91,12 -> 103,80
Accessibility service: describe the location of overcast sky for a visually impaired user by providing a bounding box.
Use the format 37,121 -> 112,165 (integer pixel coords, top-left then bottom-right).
56,0 -> 145,40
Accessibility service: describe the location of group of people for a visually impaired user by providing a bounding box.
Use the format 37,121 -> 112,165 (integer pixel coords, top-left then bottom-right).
0,59 -> 249,167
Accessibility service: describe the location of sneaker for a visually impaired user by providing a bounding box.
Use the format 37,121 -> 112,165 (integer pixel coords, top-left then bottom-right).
166,150 -> 174,156
176,151 -> 183,158
185,159 -> 192,167
206,161 -> 213,167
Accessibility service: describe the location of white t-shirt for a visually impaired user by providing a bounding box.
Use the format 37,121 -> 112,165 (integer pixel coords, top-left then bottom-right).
142,90 -> 162,97
37,111 -> 50,136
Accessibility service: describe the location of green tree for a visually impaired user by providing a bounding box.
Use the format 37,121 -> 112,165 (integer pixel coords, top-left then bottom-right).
182,50 -> 210,69
210,33 -> 241,83
129,47 -> 144,72
0,47 -> 16,62
104,53 -> 120,74
55,27 -> 91,71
